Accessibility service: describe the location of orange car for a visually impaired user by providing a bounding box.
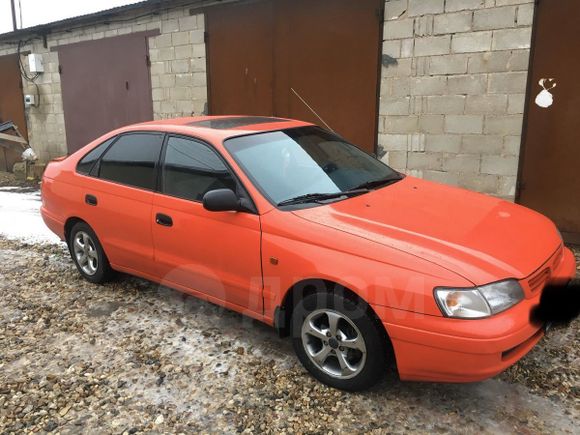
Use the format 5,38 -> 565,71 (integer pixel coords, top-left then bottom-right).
41,116 -> 577,391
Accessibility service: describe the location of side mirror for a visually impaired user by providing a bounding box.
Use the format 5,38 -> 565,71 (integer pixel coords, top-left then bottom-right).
203,189 -> 241,212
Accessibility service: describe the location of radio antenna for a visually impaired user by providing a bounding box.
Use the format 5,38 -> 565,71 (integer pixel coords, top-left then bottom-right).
290,87 -> 335,133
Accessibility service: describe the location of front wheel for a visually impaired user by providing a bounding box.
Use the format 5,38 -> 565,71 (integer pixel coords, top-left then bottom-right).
292,292 -> 389,391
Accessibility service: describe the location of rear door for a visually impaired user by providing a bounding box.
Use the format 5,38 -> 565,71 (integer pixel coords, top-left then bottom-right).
151,135 -> 263,314
79,132 -> 163,272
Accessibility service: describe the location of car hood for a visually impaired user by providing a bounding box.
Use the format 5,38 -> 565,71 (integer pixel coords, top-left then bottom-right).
291,177 -> 561,285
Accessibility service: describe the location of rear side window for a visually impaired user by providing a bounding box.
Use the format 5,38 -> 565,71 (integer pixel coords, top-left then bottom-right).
162,136 -> 236,201
99,133 -> 164,190
76,137 -> 115,175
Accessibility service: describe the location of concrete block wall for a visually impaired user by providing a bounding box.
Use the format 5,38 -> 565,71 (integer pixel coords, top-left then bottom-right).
0,4 -> 207,162
378,0 -> 534,199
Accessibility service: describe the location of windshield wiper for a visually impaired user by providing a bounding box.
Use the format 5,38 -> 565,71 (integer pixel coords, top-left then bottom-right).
351,174 -> 404,191
277,189 -> 369,207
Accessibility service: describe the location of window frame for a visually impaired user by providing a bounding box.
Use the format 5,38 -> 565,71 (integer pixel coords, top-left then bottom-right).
75,134 -> 119,177
157,133 -> 257,214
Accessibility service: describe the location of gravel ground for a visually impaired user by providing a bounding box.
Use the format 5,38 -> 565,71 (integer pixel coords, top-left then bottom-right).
0,236 -> 578,434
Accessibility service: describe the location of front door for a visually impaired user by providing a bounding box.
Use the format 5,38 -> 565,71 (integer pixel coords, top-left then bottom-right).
517,0 -> 580,243
152,135 -> 263,314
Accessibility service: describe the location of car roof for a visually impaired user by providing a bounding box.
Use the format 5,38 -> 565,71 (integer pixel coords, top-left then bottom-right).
125,115 -> 314,143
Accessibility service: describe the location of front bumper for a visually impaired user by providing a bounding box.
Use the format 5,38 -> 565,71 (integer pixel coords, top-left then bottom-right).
373,247 -> 577,382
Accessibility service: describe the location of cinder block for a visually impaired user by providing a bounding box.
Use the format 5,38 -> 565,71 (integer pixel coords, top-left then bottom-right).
423,170 -> 459,185
516,3 -> 534,26
445,115 -> 484,134
191,30 -> 205,44
445,0 -> 486,12
384,115 -> 419,133
465,95 -> 508,114
172,31 -> 190,46
426,95 -> 466,114
429,54 -> 468,74
507,94 -> 526,114
442,153 -> 480,173
157,47 -> 175,61
408,0 -> 445,17
419,115 -> 445,134
153,33 -> 172,48
508,50 -> 530,70
488,72 -> 528,93
381,151 -> 408,170
496,0 -> 534,5
459,172 -> 499,193
178,15 -> 198,31
414,35 -> 451,56
481,155 -> 519,176
425,135 -> 462,153
433,11 -> 473,35
175,45 -> 193,59
448,74 -> 487,95
385,0 -> 408,21
407,151 -> 443,170
492,28 -> 532,50
378,134 -> 409,151
383,40 -> 402,57
384,19 -> 415,40
468,51 -> 511,73
473,7 -> 516,30
160,74 -> 176,88
162,18 -> 180,33
410,76 -> 447,95
150,61 -> 166,75
152,88 -> 165,101
382,58 -> 413,78
485,115 -> 523,135
409,133 -> 426,151
401,39 -> 415,58
461,134 -> 503,154
191,57 -> 206,72
414,16 -> 434,37
380,97 -> 411,115
175,73 -> 193,86
503,135 -> 522,155
452,31 -> 492,53
497,176 -> 517,198
171,59 -> 190,73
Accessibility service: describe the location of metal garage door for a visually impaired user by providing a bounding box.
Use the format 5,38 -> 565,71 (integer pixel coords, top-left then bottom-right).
0,54 -> 27,172
206,0 -> 383,154
517,0 -> 580,243
56,32 -> 155,154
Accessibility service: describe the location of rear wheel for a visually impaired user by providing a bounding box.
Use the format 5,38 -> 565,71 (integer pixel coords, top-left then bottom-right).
68,222 -> 113,284
292,292 -> 389,391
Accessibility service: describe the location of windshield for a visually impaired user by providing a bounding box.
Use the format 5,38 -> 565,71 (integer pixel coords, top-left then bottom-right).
224,126 -> 401,207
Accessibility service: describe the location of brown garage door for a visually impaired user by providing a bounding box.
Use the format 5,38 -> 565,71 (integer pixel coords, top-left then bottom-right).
206,0 -> 382,153
517,0 -> 580,243
56,32 -> 155,154
0,54 -> 28,172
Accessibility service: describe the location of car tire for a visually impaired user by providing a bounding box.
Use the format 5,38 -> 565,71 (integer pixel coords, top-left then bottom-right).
291,292 -> 389,391
68,222 -> 113,284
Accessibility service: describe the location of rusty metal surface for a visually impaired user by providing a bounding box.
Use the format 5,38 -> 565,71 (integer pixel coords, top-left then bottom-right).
518,0 -> 580,243
57,33 -> 154,154
206,0 -> 382,153
0,54 -> 28,172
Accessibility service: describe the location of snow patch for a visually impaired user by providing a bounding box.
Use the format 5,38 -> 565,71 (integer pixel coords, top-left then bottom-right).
0,188 -> 61,244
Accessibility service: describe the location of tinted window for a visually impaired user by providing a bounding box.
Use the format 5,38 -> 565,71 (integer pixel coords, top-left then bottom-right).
99,133 -> 163,190
76,137 -> 115,175
162,136 -> 236,201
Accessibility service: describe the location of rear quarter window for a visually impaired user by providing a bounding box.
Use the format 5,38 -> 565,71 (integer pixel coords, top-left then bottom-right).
76,137 -> 116,175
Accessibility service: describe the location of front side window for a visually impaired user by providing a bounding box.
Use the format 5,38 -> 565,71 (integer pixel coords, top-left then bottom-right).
161,136 -> 237,201
99,133 -> 164,190
224,126 -> 401,206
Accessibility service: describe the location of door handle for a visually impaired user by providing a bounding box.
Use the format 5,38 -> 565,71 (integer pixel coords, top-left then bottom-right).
155,213 -> 173,227
85,194 -> 97,206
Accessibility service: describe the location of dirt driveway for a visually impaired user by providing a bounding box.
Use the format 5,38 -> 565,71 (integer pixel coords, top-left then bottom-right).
0,182 -> 578,434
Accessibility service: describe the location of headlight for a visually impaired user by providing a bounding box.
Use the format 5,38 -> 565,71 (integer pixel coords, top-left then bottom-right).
435,280 -> 524,319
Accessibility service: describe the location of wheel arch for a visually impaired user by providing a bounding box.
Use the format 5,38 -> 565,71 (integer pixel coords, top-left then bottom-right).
64,216 -> 88,244
274,278 -> 390,344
